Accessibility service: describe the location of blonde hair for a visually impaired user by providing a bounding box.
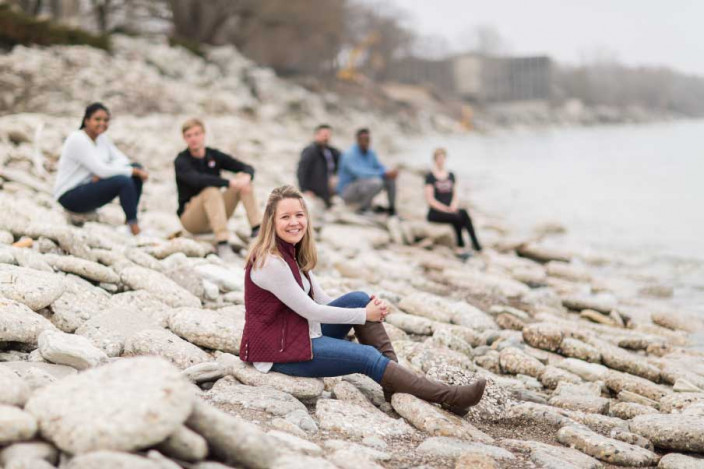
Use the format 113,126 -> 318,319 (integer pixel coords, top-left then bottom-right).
433,147 -> 447,161
246,185 -> 318,273
182,118 -> 205,135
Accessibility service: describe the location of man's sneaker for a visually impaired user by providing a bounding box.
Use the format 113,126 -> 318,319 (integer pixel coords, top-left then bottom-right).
216,243 -> 239,263
251,225 -> 261,239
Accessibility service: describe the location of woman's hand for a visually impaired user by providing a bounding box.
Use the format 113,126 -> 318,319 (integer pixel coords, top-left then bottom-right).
365,295 -> 389,322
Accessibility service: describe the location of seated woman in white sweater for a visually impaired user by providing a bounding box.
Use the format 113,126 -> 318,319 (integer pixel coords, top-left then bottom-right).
53,103 -> 149,235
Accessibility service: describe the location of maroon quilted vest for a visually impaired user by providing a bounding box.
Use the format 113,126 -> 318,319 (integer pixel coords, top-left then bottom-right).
239,238 -> 313,363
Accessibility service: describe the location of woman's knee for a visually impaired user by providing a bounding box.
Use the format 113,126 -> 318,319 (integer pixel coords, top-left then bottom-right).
345,291 -> 370,307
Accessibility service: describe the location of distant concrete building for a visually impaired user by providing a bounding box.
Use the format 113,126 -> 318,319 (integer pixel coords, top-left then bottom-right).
386,53 -> 552,103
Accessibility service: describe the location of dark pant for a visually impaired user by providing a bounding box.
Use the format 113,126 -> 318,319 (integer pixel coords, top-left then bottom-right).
59,164 -> 142,224
428,208 -> 482,251
271,291 -> 390,383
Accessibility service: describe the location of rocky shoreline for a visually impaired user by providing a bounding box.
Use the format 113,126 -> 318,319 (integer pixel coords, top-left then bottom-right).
1,36 -> 704,469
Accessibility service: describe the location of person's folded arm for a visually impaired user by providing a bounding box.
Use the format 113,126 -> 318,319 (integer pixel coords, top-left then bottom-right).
67,135 -> 132,179
214,150 -> 255,180
174,156 -> 229,190
250,256 -> 366,324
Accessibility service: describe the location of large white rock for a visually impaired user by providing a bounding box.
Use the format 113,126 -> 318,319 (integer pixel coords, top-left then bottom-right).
120,266 -> 201,308
44,254 -> 120,284
391,393 -> 493,443
123,328 -> 211,369
0,405 -> 37,444
38,330 -> 108,370
206,376 -> 317,434
49,274 -> 111,332
186,400 -> 282,469
168,307 -> 243,354
315,399 -> 414,439
75,307 -> 165,357
0,297 -> 56,345
0,264 -> 65,310
223,355 -> 324,402
25,357 -> 196,454
66,451 -> 162,469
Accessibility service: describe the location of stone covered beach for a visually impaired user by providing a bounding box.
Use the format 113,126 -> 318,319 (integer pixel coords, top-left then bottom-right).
0,36 -> 703,469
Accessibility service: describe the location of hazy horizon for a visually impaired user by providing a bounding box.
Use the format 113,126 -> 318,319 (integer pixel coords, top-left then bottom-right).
385,0 -> 704,76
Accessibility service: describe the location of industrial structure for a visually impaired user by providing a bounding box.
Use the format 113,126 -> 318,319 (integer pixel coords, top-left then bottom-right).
386,53 -> 553,103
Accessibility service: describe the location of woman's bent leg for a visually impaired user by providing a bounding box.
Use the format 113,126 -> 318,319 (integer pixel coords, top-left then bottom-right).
271,336 -> 390,383
58,176 -> 135,217
459,209 -> 482,251
427,209 -> 465,247
321,291 -> 370,339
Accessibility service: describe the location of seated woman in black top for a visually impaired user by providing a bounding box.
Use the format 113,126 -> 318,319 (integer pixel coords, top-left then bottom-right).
424,148 -> 482,260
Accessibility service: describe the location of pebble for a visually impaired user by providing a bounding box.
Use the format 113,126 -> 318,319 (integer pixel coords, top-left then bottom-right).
609,402 -> 659,419
499,347 -> 546,378
557,358 -> 609,382
522,323 -> 564,352
559,338 -> 602,363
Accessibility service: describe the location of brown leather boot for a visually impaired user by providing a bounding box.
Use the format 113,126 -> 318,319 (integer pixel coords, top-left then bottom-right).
380,361 -> 486,416
355,321 -> 398,401
354,321 -> 398,362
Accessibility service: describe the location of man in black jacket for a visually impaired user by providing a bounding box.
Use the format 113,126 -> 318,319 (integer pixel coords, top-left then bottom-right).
297,124 -> 340,208
175,119 -> 261,261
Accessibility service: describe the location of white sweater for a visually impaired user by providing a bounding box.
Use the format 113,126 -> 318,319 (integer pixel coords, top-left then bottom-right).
250,255 -> 367,372
53,130 -> 134,200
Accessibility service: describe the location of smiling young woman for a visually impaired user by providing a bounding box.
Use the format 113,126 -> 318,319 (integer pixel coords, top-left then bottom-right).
239,185 -> 486,415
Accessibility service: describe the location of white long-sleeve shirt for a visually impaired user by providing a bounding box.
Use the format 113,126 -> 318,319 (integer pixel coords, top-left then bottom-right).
249,255 -> 367,372
53,130 -> 134,200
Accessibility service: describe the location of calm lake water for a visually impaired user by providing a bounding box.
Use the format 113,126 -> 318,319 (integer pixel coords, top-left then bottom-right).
400,120 -> 704,315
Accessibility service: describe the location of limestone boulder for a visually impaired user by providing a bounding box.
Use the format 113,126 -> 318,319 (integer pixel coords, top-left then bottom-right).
0,264 -> 65,311
0,298 -> 56,345
25,357 -> 196,454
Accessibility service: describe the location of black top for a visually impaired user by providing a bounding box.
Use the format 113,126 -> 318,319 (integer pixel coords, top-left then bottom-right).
425,171 -> 455,206
174,147 -> 255,216
297,142 -> 340,207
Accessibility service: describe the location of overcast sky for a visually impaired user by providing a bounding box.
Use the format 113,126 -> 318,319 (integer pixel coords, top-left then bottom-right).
386,0 -> 704,76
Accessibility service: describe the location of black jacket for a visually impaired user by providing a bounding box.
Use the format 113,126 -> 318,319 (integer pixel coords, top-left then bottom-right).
174,147 -> 255,216
297,142 -> 340,207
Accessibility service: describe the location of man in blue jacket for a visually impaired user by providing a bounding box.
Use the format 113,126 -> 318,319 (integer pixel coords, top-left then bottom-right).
337,128 -> 399,215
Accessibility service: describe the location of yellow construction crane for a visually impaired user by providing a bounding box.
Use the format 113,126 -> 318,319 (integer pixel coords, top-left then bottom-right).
337,32 -> 381,82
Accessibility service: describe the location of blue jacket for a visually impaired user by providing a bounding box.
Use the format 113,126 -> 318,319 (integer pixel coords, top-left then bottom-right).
337,144 -> 386,194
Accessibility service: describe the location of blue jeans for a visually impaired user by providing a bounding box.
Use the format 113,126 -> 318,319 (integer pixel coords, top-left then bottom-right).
58,163 -> 143,224
271,291 -> 390,383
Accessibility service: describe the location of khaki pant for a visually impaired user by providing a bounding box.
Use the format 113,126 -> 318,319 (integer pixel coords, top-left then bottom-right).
180,186 -> 261,242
